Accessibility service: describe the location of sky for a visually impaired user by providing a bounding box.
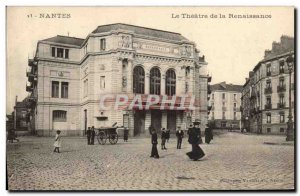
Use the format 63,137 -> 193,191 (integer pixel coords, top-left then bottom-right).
6,6 -> 294,113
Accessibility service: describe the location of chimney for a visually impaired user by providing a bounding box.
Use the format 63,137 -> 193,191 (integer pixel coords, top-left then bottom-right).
264,50 -> 272,58
249,71 -> 254,78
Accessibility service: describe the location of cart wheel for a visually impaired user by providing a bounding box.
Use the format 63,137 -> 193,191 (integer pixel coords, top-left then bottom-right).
97,131 -> 107,145
109,133 -> 118,144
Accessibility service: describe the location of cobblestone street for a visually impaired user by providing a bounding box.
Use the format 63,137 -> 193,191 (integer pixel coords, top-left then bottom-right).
7,132 -> 294,191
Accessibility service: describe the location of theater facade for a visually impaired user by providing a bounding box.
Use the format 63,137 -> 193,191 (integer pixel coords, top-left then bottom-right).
26,23 -> 210,136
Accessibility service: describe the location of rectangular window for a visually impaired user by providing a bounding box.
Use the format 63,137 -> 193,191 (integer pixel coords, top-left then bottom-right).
234,112 -> 237,120
280,128 -> 284,133
51,47 -> 55,57
279,95 -> 284,105
53,110 -> 67,122
267,64 -> 271,76
267,114 -> 271,123
279,78 -> 284,87
266,80 -> 271,88
57,48 -> 64,58
212,94 -> 214,100
279,61 -> 284,73
222,112 -> 226,120
266,97 -> 271,105
280,113 -> 285,123
100,38 -> 106,50
52,81 -> 59,98
212,112 -> 214,119
222,93 -> 225,99
65,49 -> 69,59
100,76 -> 105,89
234,94 -> 236,100
234,103 -> 237,108
267,128 -> 271,133
61,82 -> 69,98
84,79 -> 88,97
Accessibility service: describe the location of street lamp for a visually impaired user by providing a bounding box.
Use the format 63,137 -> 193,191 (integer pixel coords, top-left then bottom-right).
286,55 -> 294,141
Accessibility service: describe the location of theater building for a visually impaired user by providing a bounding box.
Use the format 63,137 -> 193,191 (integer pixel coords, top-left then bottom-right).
26,23 -> 209,136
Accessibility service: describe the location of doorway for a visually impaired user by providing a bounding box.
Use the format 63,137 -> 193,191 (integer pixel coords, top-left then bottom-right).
134,111 -> 145,136
151,110 -> 162,132
167,111 -> 176,133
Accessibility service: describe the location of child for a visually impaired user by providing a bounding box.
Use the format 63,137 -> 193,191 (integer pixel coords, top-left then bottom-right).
53,130 -> 62,153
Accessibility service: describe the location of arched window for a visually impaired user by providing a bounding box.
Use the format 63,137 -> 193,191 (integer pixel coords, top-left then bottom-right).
133,66 -> 145,94
166,69 -> 176,96
150,67 -> 161,95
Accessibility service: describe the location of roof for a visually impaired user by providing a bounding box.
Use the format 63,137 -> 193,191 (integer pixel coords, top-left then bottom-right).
211,82 -> 243,92
92,23 -> 188,41
42,35 -> 85,46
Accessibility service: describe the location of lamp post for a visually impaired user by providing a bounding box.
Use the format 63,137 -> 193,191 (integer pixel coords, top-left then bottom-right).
286,55 -> 294,141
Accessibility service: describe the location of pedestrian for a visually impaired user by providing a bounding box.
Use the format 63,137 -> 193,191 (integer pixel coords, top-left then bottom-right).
86,127 -> 91,145
186,122 -> 205,161
161,128 -> 167,150
91,126 -> 96,145
149,125 -> 159,159
166,129 -> 170,142
204,124 -> 213,144
124,127 -> 129,142
7,128 -> 19,143
53,130 -> 62,153
176,126 -> 184,149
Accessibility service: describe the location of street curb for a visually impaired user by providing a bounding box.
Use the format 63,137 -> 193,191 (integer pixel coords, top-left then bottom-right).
263,142 -> 294,146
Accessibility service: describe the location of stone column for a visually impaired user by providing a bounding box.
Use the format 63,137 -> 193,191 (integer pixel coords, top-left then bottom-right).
128,111 -> 135,137
161,74 -> 166,95
145,72 -> 150,94
161,111 -> 168,129
145,111 -> 151,136
127,59 -> 133,93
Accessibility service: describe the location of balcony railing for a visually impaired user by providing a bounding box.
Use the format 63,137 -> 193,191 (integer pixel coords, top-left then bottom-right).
264,87 -> 272,94
277,102 -> 286,109
265,104 -> 272,110
233,107 -> 238,112
222,107 -> 226,111
277,85 -> 286,93
266,71 -> 271,76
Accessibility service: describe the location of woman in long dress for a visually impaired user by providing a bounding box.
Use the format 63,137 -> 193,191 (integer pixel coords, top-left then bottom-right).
186,123 -> 205,161
53,130 -> 62,153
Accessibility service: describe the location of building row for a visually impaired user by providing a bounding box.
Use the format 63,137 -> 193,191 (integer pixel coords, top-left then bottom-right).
241,35 -> 295,134
208,82 -> 243,129
25,23 -> 211,136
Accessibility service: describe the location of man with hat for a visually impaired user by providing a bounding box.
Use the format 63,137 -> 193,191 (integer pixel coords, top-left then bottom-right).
176,126 -> 184,149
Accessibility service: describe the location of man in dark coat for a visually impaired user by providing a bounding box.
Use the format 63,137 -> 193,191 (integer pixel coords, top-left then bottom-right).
86,127 -> 91,145
149,125 -> 159,159
123,127 -> 129,142
91,126 -> 96,145
205,124 -> 213,144
161,128 -> 167,150
176,127 -> 184,149
186,122 -> 205,161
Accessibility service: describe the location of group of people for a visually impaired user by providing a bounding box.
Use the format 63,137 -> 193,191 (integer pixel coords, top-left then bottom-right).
86,126 -> 96,145
149,123 -> 213,161
7,128 -> 19,143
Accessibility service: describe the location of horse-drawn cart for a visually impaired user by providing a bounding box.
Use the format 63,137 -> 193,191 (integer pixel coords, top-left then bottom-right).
96,122 -> 124,145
